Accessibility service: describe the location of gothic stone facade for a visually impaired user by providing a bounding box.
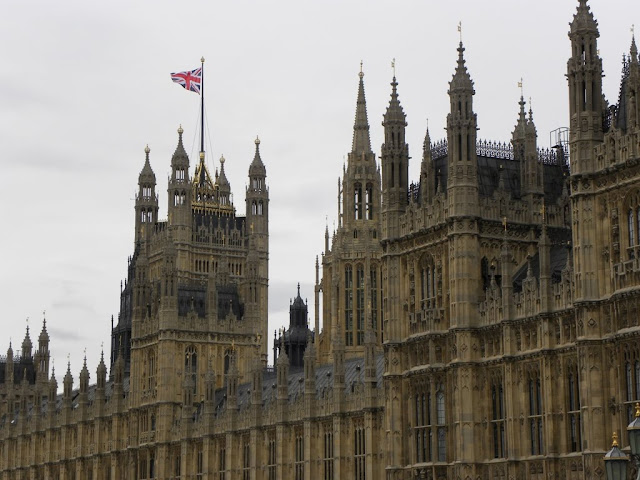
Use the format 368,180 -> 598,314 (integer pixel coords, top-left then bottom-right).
1,2 -> 640,479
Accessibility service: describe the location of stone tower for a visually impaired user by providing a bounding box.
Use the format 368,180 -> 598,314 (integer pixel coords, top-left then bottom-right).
244,137 -> 269,360
317,68 -> 383,362
110,127 -> 269,414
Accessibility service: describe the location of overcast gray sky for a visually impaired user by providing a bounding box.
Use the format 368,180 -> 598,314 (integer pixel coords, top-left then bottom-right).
1,0 -> 636,384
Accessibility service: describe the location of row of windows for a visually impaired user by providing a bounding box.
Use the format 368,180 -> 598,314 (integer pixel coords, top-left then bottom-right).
173,191 -> 187,206
140,209 -> 155,223
412,370 -> 587,463
175,168 -> 186,181
354,425 -> 366,480
250,200 -> 265,215
354,184 -> 374,220
194,259 -> 242,276
345,265 -> 382,346
414,390 -> 446,463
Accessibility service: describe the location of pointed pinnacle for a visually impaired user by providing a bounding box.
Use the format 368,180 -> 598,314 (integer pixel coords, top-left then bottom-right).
351,69 -> 372,155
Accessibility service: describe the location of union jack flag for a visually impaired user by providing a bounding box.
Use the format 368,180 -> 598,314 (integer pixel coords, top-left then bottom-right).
170,67 -> 202,94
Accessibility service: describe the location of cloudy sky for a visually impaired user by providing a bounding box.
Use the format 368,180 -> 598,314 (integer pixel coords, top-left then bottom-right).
1,0 -> 636,384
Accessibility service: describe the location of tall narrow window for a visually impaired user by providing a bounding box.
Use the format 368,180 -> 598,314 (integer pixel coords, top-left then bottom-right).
567,366 -> 581,452
491,382 -> 506,458
636,208 -> 640,251
197,445 -> 204,479
356,265 -> 365,345
354,422 -> 366,479
370,266 -> 378,339
323,424 -> 334,480
354,184 -> 363,220
345,266 -> 354,346
218,439 -> 226,480
528,375 -> 543,455
436,390 -> 446,461
365,184 -> 373,220
624,356 -> 640,423
294,429 -> 304,480
267,432 -> 277,480
185,346 -> 197,396
414,392 -> 431,462
629,209 -> 635,248
242,436 -> 250,480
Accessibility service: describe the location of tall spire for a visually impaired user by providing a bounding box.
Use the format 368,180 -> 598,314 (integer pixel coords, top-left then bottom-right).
450,42 -> 474,92
249,136 -> 266,175
351,65 -> 372,155
172,125 -> 189,164
139,145 -> 156,183
383,76 -> 406,126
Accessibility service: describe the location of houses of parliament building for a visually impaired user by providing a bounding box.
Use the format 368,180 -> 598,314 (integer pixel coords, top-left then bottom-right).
1,1 -> 640,478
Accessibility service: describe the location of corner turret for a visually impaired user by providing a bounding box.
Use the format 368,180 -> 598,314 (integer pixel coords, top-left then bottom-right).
446,41 -> 479,216
381,74 -> 409,240
567,0 -> 604,174
135,145 -> 159,243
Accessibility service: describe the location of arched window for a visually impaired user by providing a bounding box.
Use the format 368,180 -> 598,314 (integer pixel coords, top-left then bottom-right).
436,389 -> 446,461
224,349 -> 231,375
258,201 -> 263,215
491,381 -> 506,458
356,264 -> 365,345
345,265 -> 353,346
370,266 -> 379,339
365,184 -> 373,220
354,184 -> 363,220
567,365 -> 581,452
251,201 -> 257,215
528,374 -> 543,455
629,209 -> 635,247
185,346 -> 197,395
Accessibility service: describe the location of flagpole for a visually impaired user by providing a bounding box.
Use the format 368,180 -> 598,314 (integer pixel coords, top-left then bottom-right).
200,57 -> 205,157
